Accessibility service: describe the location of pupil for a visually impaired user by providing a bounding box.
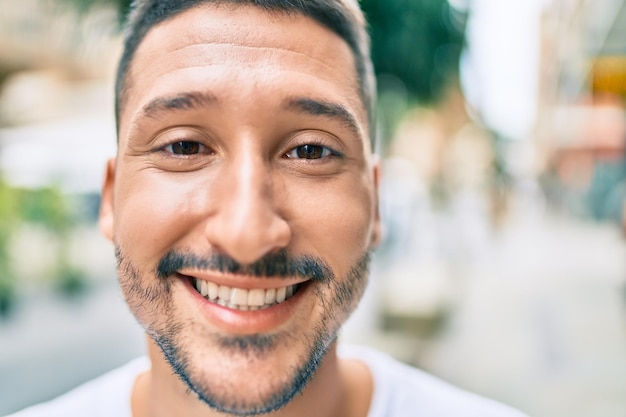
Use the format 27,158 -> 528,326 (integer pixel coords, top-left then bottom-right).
172,141 -> 199,155
296,145 -> 323,159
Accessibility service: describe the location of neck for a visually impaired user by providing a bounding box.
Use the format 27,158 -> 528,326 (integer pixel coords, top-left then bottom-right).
132,336 -> 371,417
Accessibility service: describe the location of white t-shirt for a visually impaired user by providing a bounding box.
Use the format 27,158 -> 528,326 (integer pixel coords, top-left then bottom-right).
5,345 -> 527,417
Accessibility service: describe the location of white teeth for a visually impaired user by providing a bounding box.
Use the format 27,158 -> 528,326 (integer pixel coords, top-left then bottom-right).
193,279 -> 299,311
248,289 -> 265,307
208,282 -> 219,300
218,285 -> 231,302
231,288 -> 248,305
276,287 -> 287,303
265,288 -> 276,304
200,280 -> 209,297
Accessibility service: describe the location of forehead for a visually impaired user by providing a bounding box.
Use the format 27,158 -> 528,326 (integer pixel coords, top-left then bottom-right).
137,3 -> 351,63
120,4 -> 365,140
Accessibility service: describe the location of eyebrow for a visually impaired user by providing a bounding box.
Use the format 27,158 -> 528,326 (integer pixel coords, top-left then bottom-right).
282,97 -> 362,138
141,91 -> 218,119
135,91 -> 362,139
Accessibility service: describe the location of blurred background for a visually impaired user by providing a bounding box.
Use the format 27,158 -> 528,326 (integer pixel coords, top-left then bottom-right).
0,0 -> 625,416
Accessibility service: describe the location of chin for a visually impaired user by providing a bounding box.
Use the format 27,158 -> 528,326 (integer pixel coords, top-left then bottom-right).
154,322 -> 337,415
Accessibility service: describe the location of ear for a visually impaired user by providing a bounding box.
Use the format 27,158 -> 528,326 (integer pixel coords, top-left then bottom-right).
98,158 -> 116,242
370,157 -> 383,248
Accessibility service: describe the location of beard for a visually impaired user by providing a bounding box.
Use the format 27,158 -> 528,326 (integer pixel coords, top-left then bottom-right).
115,246 -> 371,416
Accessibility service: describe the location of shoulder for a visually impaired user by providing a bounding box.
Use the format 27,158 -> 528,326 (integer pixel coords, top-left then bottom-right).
339,345 -> 528,417
3,357 -> 149,417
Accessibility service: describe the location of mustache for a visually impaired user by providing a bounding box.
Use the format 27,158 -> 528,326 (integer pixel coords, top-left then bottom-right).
156,249 -> 333,283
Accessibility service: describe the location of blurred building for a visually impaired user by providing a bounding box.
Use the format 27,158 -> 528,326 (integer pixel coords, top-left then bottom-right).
537,0 -> 626,230
0,0 -> 119,193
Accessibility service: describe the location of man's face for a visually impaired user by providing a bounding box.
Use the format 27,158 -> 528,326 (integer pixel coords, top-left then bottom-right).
100,3 -> 379,415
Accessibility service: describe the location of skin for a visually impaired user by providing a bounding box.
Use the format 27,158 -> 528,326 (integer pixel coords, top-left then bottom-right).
99,4 -> 380,417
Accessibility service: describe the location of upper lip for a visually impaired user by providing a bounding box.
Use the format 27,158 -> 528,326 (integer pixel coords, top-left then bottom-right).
176,269 -> 310,290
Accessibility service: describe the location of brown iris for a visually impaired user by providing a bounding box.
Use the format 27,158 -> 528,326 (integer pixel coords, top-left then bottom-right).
171,141 -> 200,155
295,144 -> 324,159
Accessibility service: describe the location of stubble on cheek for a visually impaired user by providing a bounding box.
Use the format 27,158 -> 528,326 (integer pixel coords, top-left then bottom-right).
314,251 -> 372,329
114,245 -> 176,337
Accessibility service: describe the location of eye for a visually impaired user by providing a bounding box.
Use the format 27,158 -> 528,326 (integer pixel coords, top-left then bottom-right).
163,141 -> 207,155
285,144 -> 335,160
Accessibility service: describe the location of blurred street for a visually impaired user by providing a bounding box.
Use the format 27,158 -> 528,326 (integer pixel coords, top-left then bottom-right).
1,206 -> 625,417
346,199 -> 626,417
417,211 -> 626,417
0,282 -> 144,414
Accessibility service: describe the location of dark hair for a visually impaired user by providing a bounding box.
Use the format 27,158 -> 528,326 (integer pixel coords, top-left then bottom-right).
115,0 -> 376,143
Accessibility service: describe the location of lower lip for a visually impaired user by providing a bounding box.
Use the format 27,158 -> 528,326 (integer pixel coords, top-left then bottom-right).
181,276 -> 310,335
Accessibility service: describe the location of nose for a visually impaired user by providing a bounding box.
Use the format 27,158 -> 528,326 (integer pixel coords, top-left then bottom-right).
203,153 -> 291,265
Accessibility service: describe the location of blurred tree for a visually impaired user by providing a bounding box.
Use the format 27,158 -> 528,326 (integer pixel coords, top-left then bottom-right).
0,181 -> 85,316
19,186 -> 86,297
0,179 -> 21,317
360,0 -> 466,149
59,0 -> 132,23
361,0 -> 466,104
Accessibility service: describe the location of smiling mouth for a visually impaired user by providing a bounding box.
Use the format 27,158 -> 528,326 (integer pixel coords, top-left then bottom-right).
192,278 -> 304,311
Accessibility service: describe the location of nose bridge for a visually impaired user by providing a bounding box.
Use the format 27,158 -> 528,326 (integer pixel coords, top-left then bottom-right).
231,150 -> 271,221
206,147 -> 290,264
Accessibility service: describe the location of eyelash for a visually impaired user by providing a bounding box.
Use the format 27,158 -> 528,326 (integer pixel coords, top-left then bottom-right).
157,140 -> 342,161
159,140 -> 213,156
284,143 -> 342,160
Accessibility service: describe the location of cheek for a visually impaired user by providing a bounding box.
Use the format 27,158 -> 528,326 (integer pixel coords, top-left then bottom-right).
287,176 -> 374,269
113,170 -> 211,265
